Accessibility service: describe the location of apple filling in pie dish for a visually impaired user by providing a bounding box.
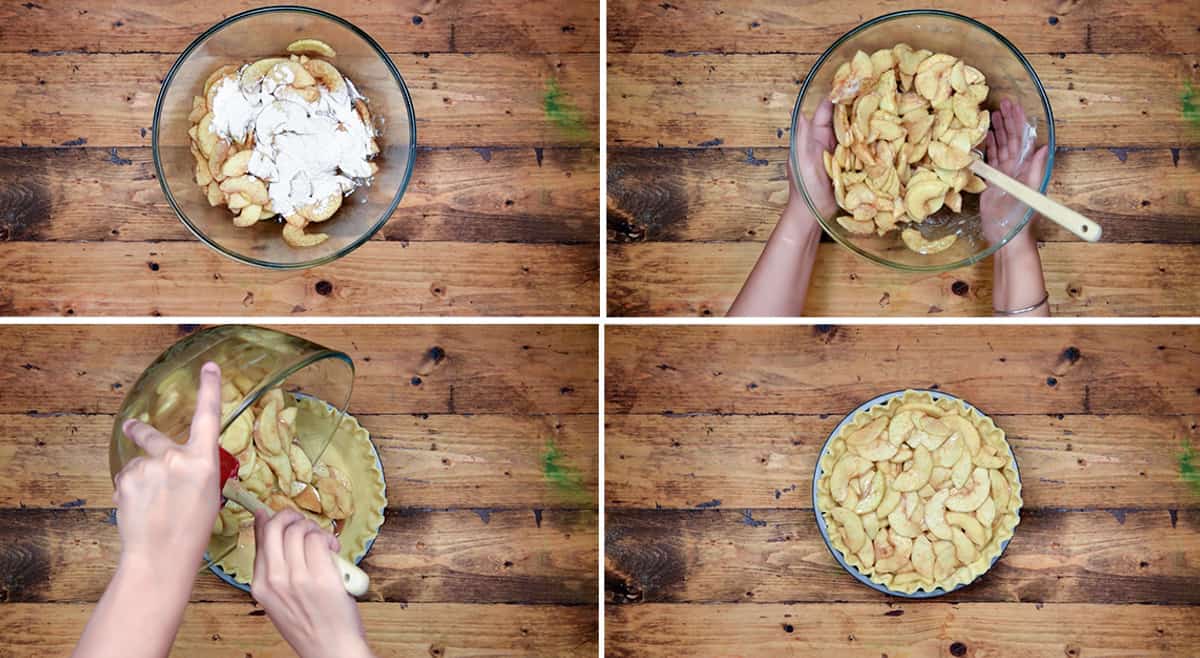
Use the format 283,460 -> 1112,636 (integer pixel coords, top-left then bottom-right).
815,390 -> 1022,594
207,383 -> 385,586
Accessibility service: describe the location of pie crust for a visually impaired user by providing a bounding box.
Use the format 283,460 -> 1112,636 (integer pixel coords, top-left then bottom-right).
815,390 -> 1021,594
210,395 -> 386,585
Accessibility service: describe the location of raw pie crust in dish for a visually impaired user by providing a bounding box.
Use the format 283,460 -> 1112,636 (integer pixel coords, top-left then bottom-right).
815,390 -> 1022,594
209,388 -> 385,585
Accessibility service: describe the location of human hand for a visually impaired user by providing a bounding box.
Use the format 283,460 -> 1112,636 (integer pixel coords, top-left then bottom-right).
788,98 -> 838,221
980,98 -> 1051,245
251,509 -> 372,658
114,361 -> 223,575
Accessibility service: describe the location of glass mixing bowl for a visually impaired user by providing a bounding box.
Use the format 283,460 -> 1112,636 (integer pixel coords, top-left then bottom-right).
791,10 -> 1054,272
109,325 -> 354,480
109,325 -> 356,579
153,6 -> 417,269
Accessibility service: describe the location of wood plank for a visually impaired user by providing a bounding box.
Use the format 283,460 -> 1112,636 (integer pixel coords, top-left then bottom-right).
0,414 -> 597,509
605,509 -> 1199,604
0,147 -> 598,243
1,602 -> 597,656
607,242 -> 1200,316
605,415 -> 1199,509
0,0 -> 599,54
0,325 -> 597,415
608,147 -> 1200,243
0,242 -> 599,316
608,54 -> 1200,148
605,602 -> 1200,656
0,508 -> 596,604
605,326 -> 1200,415
608,0 -> 1200,55
0,53 -> 599,148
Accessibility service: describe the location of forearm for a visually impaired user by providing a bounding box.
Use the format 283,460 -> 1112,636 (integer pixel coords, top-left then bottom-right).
728,202 -> 822,316
992,235 -> 1050,317
74,557 -> 196,658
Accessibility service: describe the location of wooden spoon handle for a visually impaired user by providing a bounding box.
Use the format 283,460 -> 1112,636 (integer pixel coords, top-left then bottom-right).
222,479 -> 370,596
969,158 -> 1102,242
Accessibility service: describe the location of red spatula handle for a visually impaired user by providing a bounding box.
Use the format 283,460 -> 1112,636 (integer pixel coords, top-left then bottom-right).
218,446 -> 239,489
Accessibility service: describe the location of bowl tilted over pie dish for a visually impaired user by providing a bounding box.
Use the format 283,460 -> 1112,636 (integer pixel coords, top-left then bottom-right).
208,386 -> 386,587
815,390 -> 1022,595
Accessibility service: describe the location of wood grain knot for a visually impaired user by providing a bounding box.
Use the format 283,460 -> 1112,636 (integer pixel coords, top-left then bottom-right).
605,521 -> 687,603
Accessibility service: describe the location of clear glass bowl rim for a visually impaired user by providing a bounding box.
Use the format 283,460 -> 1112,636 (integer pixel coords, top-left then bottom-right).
789,9 -> 1056,272
108,324 -> 356,481
151,5 -> 418,270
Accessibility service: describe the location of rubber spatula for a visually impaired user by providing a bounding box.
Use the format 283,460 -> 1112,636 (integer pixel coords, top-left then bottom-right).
217,446 -> 370,596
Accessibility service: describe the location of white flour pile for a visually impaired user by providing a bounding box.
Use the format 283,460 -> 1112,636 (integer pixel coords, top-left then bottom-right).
208,65 -> 374,218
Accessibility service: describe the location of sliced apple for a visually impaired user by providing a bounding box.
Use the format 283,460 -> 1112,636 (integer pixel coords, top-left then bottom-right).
875,486 -> 902,519
950,449 -> 973,489
304,58 -> 345,93
830,454 -> 874,503
930,466 -> 951,490
935,433 -> 964,467
854,471 -> 886,514
974,452 -> 1006,469
911,535 -> 934,579
219,410 -> 253,455
292,483 -> 323,513
831,506 -> 867,552
924,488 -> 953,540
933,539 -> 958,580
253,398 -> 283,455
289,442 -> 313,484
902,426 -> 924,450
919,415 -> 952,437
887,492 -> 925,537
262,449 -> 295,496
892,445 -> 932,492
990,469 -> 1012,511
947,467 -> 991,512
946,511 -> 988,546
890,446 -> 914,463
234,443 -> 257,480
951,526 -> 978,563
287,38 -> 337,58
847,416 -> 888,444
862,512 -> 881,540
221,149 -> 252,179
976,498 -> 996,527
857,538 -> 876,569
944,415 -> 981,455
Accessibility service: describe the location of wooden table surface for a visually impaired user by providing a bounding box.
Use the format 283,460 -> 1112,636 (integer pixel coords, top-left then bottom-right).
0,1 -> 599,316
0,325 -> 599,656
607,1 -> 1200,316
605,325 -> 1200,655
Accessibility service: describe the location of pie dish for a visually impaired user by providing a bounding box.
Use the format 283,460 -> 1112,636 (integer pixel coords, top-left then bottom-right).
207,385 -> 386,587
814,390 -> 1021,595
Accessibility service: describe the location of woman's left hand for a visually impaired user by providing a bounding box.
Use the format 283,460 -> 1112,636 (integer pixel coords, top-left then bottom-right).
113,361 -> 224,573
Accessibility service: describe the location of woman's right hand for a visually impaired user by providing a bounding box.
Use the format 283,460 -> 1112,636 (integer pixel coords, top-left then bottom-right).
251,509 -> 373,658
789,98 -> 838,220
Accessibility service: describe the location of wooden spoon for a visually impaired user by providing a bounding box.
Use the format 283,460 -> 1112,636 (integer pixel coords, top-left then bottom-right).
218,446 -> 370,596
969,153 -> 1101,242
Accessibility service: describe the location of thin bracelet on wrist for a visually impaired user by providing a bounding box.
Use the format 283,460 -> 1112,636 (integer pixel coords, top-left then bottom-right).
994,289 -> 1049,316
